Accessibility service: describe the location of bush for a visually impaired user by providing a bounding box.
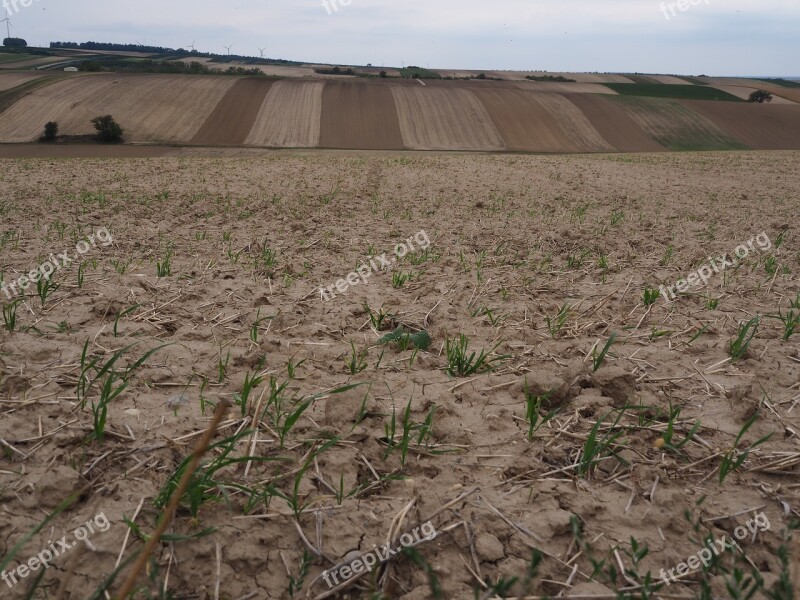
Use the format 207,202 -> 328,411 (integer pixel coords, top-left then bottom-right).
78,60 -> 103,72
379,70 -> 387,78
748,90 -> 773,104
91,115 -> 124,143
43,121 -> 58,142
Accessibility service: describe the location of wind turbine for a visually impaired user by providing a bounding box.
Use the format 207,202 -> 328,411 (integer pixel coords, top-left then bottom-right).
258,47 -> 266,58
224,45 -> 233,56
2,12 -> 12,40
187,40 -> 196,51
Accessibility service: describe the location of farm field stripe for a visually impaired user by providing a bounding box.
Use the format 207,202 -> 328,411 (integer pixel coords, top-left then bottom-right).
565,93 -> 665,152
390,85 -> 504,151
0,73 -> 237,143
678,100 -> 800,150
607,96 -> 748,151
191,78 -> 275,146
245,80 -> 324,148
319,80 -> 403,150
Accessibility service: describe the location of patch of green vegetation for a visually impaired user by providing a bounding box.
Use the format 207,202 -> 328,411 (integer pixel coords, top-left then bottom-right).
605,83 -> 743,102
398,66 -> 441,79
0,52 -> 37,63
755,78 -> 800,88
676,76 -> 710,85
610,96 -> 748,151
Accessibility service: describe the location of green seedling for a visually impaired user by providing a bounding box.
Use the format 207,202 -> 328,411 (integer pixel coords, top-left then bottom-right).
643,287 -> 660,307
2,299 -> 20,332
36,276 -> 59,307
445,334 -> 509,377
764,256 -> 778,276
217,350 -> 231,383
658,403 -> 700,456
234,365 -> 265,417
523,385 -> 560,441
592,332 -> 617,372
578,408 -> 627,478
77,261 -> 87,288
729,316 -> 759,360
379,326 -> 431,351
383,398 -> 439,466
113,304 -> 139,337
767,306 -> 799,341
392,271 -> 413,288
345,340 -> 368,374
774,229 -> 788,249
718,414 -> 772,483
364,302 -> 394,331
249,308 -> 274,343
156,246 -> 172,277
546,303 -> 570,338
705,295 -> 720,310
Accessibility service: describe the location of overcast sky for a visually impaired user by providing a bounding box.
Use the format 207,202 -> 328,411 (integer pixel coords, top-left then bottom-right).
5,0 -> 799,76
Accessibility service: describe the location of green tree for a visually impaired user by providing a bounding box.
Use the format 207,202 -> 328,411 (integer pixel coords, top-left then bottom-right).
43,121 -> 59,142
748,90 -> 773,104
2,38 -> 27,48
91,115 -> 124,143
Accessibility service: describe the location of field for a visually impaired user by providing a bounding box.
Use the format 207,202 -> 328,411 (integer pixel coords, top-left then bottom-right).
0,150 -> 798,599
0,74 -> 800,152
603,84 -> 744,102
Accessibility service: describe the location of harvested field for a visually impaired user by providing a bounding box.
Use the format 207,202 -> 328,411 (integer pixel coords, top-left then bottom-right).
529,92 -> 614,152
319,80 -> 404,150
391,86 -> 504,150
709,85 -> 796,104
607,96 -> 747,151
245,80 -> 324,147
0,72 -> 46,92
647,75 -> 692,85
565,93 -> 666,152
512,80 -> 618,94
191,78 -> 275,145
0,74 -> 236,143
1,150 -> 798,600
680,100 -> 800,150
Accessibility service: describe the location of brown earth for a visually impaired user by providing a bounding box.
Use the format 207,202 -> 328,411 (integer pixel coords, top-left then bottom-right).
391,86 -> 505,150
0,150 -> 797,600
191,78 -> 275,146
245,80 -> 324,147
680,100 -> 800,150
566,93 -> 666,152
0,72 -> 47,92
319,80 -> 404,150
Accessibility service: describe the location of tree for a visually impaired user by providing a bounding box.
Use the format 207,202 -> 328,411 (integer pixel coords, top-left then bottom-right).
748,90 -> 773,104
78,60 -> 103,72
91,115 -> 124,143
379,70 -> 387,78
3,38 -> 28,48
43,122 -> 59,142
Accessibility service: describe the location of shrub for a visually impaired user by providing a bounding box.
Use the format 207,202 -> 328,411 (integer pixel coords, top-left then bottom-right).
2,37 -> 27,48
43,121 -> 58,142
379,70 -> 387,78
748,90 -> 773,103
78,60 -> 103,72
91,115 -> 124,143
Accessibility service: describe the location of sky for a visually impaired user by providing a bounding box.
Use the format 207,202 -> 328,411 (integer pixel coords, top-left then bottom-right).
3,0 -> 799,77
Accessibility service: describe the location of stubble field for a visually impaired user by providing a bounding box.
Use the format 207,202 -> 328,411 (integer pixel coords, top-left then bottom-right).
0,150 -> 798,599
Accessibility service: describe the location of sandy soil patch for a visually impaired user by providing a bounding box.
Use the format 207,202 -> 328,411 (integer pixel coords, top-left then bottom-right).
0,151 -> 798,599
513,81 -> 618,94
0,74 -> 236,143
646,75 -> 692,85
0,72 -> 46,91
245,80 -> 324,147
391,86 -> 504,150
709,85 -> 795,104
